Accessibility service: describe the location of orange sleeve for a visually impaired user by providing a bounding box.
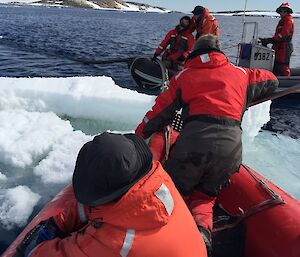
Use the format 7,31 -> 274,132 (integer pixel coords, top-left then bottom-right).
201,17 -> 219,37
53,201 -> 88,234
135,77 -> 181,139
246,68 -> 279,104
156,29 -> 174,56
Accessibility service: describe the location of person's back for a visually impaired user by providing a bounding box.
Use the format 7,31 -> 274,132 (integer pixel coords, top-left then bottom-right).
136,35 -> 278,140
138,35 -> 278,199
174,50 -> 275,122
191,6 -> 220,39
135,35 -> 278,256
13,133 -> 206,257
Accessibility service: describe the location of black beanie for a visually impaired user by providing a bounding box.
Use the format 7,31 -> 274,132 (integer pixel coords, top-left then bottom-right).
73,132 -> 153,206
192,6 -> 205,15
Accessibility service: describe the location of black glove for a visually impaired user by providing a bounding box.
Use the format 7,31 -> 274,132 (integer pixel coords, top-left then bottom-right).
13,218 -> 66,257
259,37 -> 274,47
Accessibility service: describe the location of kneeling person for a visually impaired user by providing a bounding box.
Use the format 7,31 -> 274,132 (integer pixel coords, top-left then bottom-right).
153,16 -> 195,73
14,132 -> 207,257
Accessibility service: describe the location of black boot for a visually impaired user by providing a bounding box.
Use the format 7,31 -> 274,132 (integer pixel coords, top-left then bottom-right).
198,226 -> 213,257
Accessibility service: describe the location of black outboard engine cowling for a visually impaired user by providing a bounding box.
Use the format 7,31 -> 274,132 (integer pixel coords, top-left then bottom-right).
128,57 -> 167,90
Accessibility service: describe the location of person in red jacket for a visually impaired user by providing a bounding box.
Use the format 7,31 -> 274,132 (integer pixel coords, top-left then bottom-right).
190,6 -> 220,39
13,132 -> 207,257
136,34 -> 278,256
260,2 -> 294,76
153,16 -> 195,72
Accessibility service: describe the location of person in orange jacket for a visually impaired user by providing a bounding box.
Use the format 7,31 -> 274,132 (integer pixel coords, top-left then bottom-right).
13,132 -> 207,257
153,16 -> 195,73
260,2 -> 294,76
135,35 -> 278,256
190,6 -> 220,39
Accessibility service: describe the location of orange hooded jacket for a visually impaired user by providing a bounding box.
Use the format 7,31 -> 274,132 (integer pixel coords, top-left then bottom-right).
29,161 -> 207,257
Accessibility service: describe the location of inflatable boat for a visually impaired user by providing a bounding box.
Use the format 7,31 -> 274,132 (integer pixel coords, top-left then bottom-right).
148,129 -> 300,257
278,68 -> 300,88
2,128 -> 300,257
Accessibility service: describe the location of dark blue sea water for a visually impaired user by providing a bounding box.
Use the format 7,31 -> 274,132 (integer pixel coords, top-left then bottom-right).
0,5 -> 299,254
0,5 -> 299,85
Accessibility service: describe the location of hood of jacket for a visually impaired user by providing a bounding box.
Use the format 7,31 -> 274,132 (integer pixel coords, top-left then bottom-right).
185,51 -> 229,70
87,161 -> 175,231
197,8 -> 214,22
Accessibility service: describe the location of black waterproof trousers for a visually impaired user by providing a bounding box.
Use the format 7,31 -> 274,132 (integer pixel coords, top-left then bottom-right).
164,120 -> 242,197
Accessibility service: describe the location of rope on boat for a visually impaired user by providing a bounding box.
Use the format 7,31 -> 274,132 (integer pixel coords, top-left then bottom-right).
213,164 -> 285,232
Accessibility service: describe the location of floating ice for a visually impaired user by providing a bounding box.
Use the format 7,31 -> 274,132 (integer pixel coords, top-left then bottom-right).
0,75 -> 298,230
0,186 -> 40,229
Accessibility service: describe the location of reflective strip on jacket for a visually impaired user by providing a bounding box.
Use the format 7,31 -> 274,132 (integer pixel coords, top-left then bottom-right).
272,14 -> 294,64
136,52 -> 278,139
155,28 -> 195,64
29,161 -> 206,257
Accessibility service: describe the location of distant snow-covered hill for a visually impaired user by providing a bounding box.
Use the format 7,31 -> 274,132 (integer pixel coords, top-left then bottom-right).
125,1 -> 170,12
0,0 -> 171,13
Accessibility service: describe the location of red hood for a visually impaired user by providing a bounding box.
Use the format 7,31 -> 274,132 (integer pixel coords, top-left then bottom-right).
185,52 -> 229,69
202,8 -> 215,21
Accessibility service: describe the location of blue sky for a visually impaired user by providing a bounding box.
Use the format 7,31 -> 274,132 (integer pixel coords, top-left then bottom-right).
134,1 -> 299,13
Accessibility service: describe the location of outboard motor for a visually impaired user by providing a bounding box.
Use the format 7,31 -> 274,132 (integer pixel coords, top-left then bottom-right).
128,57 -> 168,90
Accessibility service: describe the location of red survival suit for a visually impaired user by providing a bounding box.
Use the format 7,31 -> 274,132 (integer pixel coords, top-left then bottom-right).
29,162 -> 207,257
191,8 -> 220,39
155,26 -> 195,71
136,50 -> 278,233
272,14 -> 294,76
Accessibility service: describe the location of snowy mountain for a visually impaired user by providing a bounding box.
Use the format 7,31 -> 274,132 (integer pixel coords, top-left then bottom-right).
0,0 -> 171,13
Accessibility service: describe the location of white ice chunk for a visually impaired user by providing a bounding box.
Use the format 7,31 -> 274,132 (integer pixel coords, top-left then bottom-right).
242,101 -> 271,145
244,131 -> 300,199
0,110 -> 74,168
0,186 -> 40,228
0,76 -> 155,125
0,172 -> 7,182
34,130 -> 92,184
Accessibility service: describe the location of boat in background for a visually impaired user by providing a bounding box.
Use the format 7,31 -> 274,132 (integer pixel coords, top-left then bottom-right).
128,55 -> 300,94
129,22 -> 300,94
